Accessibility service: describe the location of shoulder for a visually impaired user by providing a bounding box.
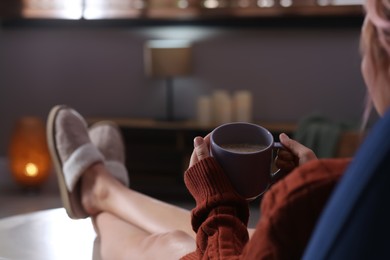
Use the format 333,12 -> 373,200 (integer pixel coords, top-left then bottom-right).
262,158 -> 352,217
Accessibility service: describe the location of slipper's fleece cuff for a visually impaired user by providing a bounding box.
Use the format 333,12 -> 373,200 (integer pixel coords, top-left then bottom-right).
105,160 -> 129,187
63,143 -> 104,192
184,157 -> 240,204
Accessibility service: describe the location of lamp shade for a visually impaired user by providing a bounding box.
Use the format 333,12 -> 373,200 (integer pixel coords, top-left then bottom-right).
144,40 -> 192,78
8,116 -> 52,188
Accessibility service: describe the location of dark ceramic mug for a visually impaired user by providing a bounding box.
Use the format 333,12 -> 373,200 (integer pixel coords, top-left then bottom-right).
210,122 -> 285,200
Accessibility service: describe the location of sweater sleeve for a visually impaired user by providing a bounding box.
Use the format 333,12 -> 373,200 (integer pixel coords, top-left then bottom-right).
183,158 -> 351,260
183,157 -> 250,259
240,158 -> 351,260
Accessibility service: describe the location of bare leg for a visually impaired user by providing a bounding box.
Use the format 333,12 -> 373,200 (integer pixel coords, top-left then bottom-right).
81,163 -> 196,238
95,212 -> 195,260
81,163 -> 258,240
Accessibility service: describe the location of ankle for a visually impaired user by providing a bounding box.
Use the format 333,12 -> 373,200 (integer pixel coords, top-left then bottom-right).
81,163 -> 110,216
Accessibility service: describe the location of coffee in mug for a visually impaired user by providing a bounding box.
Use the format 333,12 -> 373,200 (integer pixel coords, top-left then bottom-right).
220,143 -> 267,153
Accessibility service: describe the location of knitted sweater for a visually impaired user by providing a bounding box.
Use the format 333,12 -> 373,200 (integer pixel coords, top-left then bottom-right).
182,157 -> 351,259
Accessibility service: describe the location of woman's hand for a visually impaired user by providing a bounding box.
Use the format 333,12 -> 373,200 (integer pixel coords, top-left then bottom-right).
275,133 -> 317,172
189,134 -> 211,168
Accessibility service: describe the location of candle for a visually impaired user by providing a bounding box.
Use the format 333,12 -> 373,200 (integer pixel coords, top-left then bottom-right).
233,90 -> 253,122
197,96 -> 212,126
213,90 -> 232,125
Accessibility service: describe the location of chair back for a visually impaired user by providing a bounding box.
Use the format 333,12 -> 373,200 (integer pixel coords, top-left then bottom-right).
303,110 -> 390,260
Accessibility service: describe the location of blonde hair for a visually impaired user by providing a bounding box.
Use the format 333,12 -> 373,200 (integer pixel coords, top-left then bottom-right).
363,0 -> 390,73
361,0 -> 390,128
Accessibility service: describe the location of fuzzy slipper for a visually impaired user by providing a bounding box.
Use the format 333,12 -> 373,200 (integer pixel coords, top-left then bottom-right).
89,121 -> 129,187
47,105 -> 104,219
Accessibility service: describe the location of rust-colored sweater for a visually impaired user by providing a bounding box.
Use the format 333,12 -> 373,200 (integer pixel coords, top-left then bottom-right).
182,157 -> 351,259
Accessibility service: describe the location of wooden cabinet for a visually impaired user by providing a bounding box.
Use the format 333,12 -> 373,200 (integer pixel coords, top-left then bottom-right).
86,117 -> 363,200
87,118 -> 296,200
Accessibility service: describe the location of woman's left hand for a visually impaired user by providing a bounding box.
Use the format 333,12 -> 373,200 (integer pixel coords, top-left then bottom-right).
275,133 -> 317,172
189,134 -> 211,168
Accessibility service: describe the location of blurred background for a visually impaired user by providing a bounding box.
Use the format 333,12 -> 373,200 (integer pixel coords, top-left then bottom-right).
0,0 -> 366,220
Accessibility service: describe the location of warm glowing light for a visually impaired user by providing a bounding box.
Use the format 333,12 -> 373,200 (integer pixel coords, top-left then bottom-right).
133,0 -> 145,9
62,1 -> 83,19
280,0 -> 292,7
331,0 -> 363,5
9,117 -> 51,188
25,163 -> 39,177
317,0 -> 331,6
204,0 -> 219,9
178,0 -> 189,9
257,0 -> 274,7
147,39 -> 191,49
22,0 -> 82,19
139,26 -> 222,42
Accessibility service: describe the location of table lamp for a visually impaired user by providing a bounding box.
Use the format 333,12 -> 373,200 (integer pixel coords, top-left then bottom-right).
8,116 -> 52,191
144,39 -> 192,121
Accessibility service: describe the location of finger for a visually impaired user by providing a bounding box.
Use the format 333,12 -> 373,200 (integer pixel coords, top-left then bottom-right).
275,157 -> 296,172
279,133 -> 306,156
188,134 -> 212,169
277,149 -> 295,161
277,149 -> 299,167
275,149 -> 296,169
194,136 -> 210,161
279,133 -> 317,165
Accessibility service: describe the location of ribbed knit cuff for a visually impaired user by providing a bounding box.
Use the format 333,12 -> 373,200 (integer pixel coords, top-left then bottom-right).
184,158 -> 249,232
184,157 -> 238,204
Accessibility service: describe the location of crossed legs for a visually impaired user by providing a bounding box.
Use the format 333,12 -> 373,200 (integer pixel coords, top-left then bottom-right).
47,105 -> 196,259
80,156 -> 256,259
96,212 -> 195,259
81,163 -> 195,238
80,163 -> 196,259
48,105 -> 254,259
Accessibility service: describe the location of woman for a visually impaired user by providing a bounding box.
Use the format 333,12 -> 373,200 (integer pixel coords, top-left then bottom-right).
47,0 -> 389,258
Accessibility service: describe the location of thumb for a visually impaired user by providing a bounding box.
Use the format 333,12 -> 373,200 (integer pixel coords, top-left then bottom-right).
279,133 -> 303,155
279,133 -> 317,165
194,136 -> 210,161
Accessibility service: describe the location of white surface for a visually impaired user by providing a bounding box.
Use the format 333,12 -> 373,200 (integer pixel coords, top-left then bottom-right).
0,208 -> 99,260
0,157 -> 62,219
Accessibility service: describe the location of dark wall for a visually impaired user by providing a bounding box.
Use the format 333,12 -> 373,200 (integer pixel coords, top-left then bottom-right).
0,23 -> 366,156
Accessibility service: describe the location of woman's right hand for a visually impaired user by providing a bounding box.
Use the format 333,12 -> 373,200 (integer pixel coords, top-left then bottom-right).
188,134 -> 211,169
275,133 -> 318,172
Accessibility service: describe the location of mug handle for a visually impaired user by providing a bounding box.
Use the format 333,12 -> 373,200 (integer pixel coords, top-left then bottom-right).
270,142 -> 289,185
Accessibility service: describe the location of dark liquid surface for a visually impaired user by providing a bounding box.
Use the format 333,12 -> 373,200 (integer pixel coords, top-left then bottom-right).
220,143 -> 267,153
